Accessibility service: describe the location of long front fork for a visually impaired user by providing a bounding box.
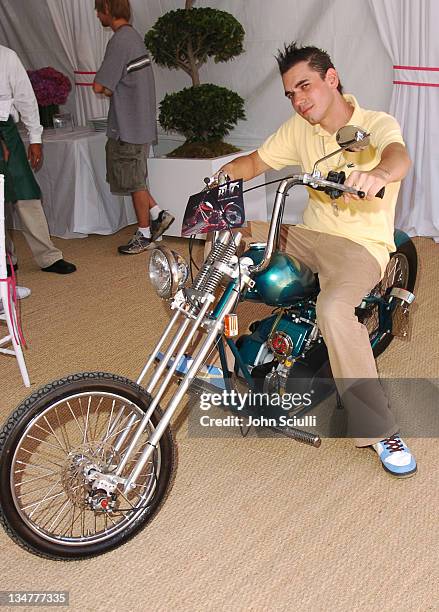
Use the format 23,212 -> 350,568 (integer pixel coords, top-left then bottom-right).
118,279 -> 245,493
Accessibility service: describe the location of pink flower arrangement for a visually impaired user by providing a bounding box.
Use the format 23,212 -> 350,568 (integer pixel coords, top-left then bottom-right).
27,67 -> 72,107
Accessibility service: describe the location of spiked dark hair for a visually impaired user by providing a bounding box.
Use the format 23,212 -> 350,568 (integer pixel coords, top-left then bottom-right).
276,42 -> 343,94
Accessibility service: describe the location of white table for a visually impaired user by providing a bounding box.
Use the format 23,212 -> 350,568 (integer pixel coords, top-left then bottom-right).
10,128 -> 136,239
9,129 -> 273,240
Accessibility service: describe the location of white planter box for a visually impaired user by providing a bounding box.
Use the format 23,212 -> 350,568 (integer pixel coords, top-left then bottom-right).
147,150 -> 267,238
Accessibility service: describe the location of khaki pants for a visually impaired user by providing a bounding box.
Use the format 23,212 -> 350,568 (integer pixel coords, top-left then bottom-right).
236,222 -> 398,446
6,199 -> 63,269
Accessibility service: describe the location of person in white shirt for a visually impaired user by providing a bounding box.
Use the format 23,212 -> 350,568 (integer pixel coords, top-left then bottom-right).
0,44 -> 76,276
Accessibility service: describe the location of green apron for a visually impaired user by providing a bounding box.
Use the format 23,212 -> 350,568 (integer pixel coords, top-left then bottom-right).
0,116 -> 41,203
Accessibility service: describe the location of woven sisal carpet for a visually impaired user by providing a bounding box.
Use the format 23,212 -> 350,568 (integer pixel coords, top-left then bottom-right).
0,229 -> 438,611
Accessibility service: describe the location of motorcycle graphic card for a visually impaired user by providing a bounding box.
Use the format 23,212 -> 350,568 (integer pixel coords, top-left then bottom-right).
181,179 -> 245,237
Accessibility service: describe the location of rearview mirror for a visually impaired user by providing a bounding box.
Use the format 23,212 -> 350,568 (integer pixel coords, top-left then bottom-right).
336,125 -> 370,152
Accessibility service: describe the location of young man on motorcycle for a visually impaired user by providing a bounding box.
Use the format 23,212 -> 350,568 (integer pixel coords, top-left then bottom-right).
219,43 -> 416,478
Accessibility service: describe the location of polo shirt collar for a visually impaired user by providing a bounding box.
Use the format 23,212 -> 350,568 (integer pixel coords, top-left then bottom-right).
313,94 -> 364,138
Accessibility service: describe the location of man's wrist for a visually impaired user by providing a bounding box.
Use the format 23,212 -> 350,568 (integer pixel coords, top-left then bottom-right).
372,166 -> 392,182
219,165 -> 234,181
28,126 -> 43,144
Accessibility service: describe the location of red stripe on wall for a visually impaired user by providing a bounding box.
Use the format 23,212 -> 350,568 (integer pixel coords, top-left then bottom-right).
393,80 -> 439,87
74,70 -> 97,75
393,65 -> 439,71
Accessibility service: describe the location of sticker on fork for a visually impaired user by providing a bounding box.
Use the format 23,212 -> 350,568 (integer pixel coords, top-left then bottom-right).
224,313 -> 238,337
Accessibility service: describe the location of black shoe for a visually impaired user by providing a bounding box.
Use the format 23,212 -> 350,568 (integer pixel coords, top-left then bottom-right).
6,263 -> 18,277
41,259 -> 77,274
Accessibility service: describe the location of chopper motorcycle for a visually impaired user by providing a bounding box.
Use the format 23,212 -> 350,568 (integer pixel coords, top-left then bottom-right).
0,126 -> 417,559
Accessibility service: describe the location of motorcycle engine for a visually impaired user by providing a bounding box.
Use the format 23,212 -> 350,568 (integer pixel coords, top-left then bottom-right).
234,308 -> 332,407
236,310 -> 317,374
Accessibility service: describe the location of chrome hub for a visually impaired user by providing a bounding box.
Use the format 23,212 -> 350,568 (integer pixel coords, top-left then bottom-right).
61,444 -> 122,511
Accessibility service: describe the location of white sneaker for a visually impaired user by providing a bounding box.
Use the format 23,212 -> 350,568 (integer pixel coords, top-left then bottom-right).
0,285 -> 31,314
16,286 -> 31,299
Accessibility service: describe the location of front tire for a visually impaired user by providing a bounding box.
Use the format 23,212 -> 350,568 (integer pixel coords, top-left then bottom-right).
0,372 -> 176,560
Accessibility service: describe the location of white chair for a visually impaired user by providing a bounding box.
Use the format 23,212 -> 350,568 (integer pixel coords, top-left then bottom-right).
0,174 -> 30,387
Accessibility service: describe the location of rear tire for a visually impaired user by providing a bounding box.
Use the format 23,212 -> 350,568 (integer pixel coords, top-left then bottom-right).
0,372 -> 176,560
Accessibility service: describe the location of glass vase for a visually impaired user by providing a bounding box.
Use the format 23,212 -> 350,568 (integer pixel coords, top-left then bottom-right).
38,104 -> 60,128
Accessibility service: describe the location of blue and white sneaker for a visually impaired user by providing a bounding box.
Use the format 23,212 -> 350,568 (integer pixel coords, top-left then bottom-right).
373,435 -> 417,478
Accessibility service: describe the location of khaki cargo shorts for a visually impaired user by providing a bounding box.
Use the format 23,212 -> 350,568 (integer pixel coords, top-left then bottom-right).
105,138 -> 149,195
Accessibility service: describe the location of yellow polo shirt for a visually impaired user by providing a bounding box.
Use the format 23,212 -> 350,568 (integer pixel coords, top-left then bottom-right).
258,95 -> 405,274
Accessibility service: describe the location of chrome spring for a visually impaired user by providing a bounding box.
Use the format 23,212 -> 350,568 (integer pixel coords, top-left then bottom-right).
203,239 -> 237,294
192,231 -> 236,293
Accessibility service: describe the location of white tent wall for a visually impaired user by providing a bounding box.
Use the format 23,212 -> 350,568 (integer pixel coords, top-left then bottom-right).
0,0 -> 78,119
129,0 -> 393,147
369,0 -> 439,241
4,1 -> 435,237
45,0 -> 111,126
0,0 -> 110,124
0,0 -> 392,141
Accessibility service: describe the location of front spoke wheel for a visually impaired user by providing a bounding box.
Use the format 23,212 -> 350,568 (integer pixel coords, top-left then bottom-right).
0,373 -> 176,560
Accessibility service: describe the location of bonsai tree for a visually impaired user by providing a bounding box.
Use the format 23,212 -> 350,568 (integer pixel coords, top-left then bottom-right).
145,1 -> 246,158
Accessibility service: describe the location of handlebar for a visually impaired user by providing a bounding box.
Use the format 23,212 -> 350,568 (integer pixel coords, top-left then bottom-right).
206,170 -> 384,200
247,173 -> 384,275
202,171 -> 385,276
303,173 -> 366,198
204,170 -> 230,189
249,175 -> 302,274
303,171 -> 385,200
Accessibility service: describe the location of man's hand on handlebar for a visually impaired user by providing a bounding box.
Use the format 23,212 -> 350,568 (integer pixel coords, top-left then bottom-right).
344,168 -> 389,202
218,163 -> 236,181
207,169 -> 232,189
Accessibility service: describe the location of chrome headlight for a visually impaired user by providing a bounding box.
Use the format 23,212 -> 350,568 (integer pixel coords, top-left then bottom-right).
148,246 -> 189,299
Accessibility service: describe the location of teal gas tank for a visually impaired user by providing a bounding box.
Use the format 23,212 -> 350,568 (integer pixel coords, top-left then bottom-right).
243,243 -> 317,307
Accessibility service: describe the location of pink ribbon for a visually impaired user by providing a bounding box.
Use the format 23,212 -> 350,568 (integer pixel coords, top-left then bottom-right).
393,65 -> 439,87
74,70 -> 97,87
0,254 -> 27,347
